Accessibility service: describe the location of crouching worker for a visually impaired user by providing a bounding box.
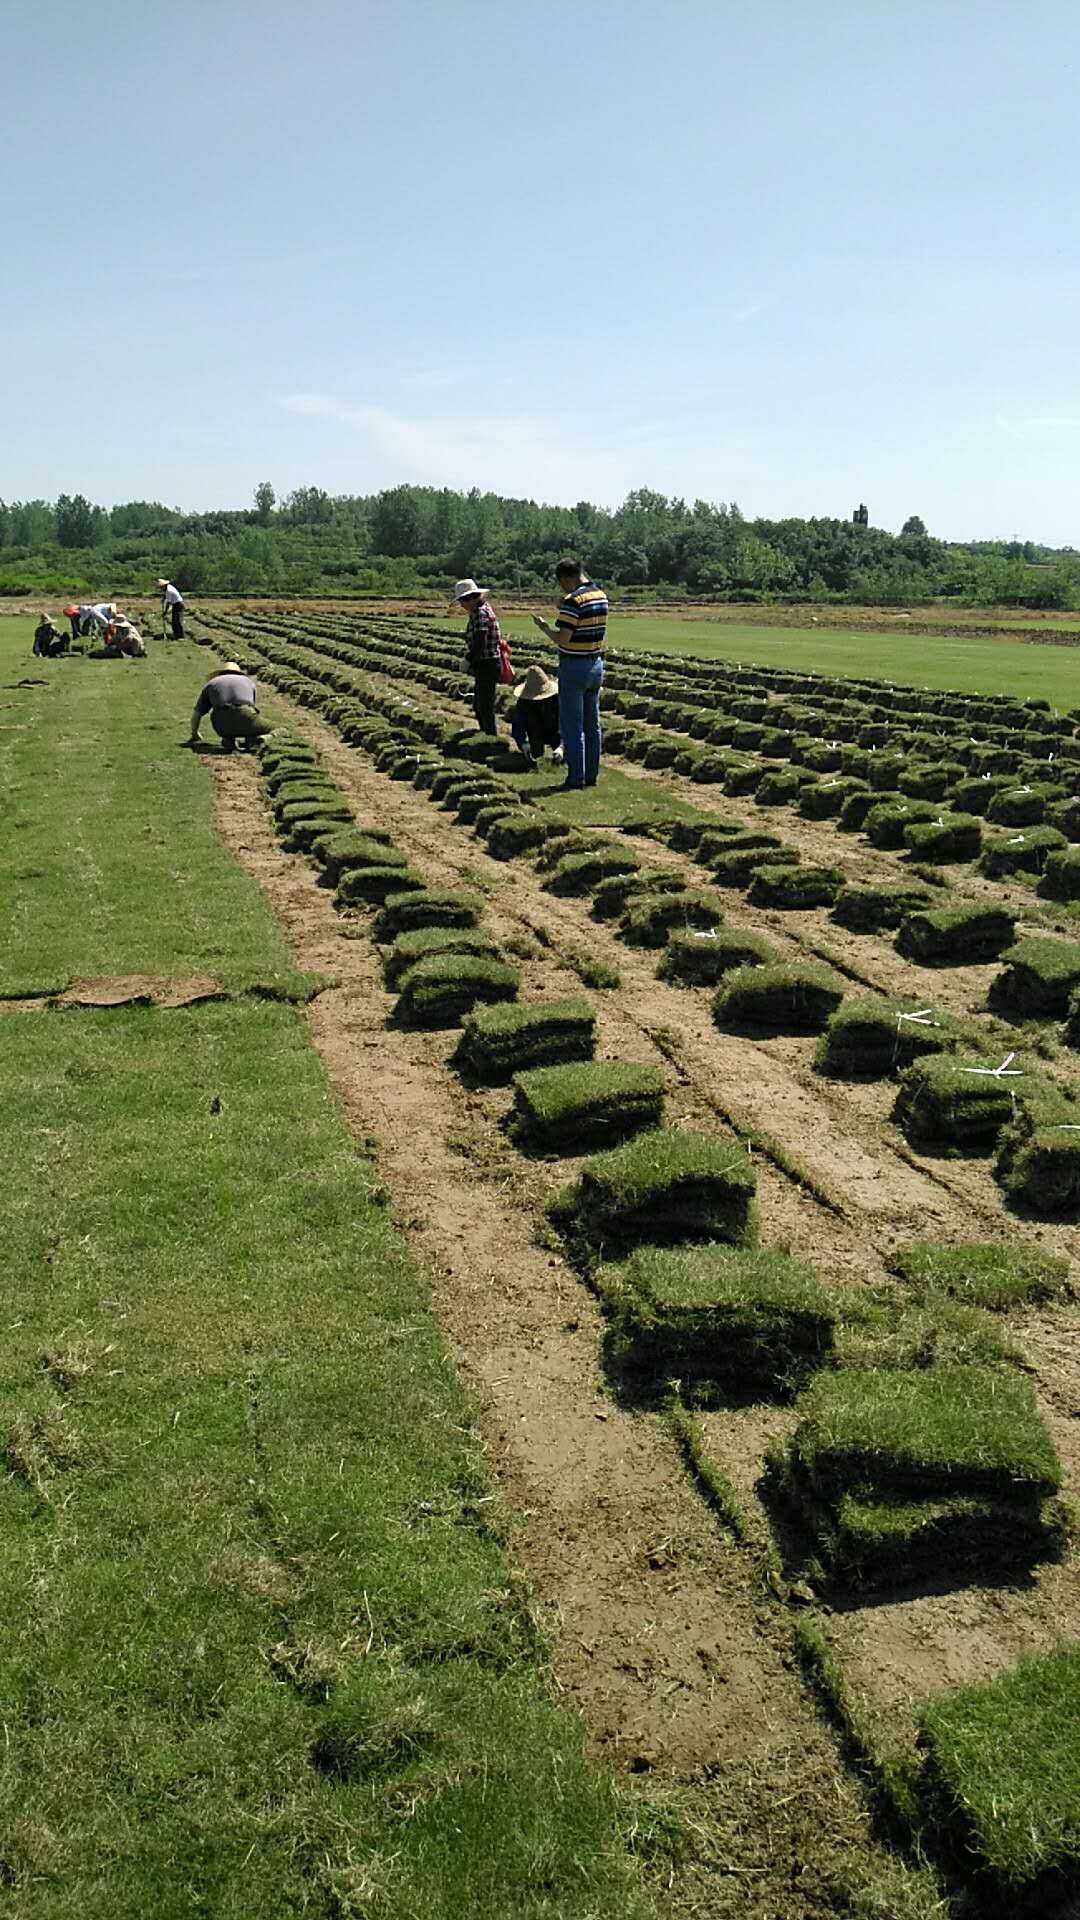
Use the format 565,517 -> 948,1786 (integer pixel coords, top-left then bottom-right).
33,613 -> 69,658
188,661 -> 271,753
103,617 -> 147,658
511,665 -> 563,767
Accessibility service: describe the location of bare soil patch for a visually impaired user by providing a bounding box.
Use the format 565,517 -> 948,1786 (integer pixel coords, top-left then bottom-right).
56,973 -> 227,1009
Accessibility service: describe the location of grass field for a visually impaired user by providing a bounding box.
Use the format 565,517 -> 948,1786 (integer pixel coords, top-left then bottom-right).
0,620 -> 643,1918
498,613 -> 1080,704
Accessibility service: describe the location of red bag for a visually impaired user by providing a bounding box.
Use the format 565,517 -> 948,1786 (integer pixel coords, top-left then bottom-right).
497,636 -> 514,685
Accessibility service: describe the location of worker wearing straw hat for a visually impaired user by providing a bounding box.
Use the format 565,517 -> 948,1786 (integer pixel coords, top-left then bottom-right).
188,660 -> 270,752
158,578 -> 185,639
510,664 -> 563,767
454,577 -> 502,735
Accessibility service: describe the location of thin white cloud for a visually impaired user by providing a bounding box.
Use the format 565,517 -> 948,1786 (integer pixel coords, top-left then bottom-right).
277,392 -> 634,503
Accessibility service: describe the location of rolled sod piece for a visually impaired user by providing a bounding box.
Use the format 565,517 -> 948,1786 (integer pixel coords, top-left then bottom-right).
893,1055 -> 1029,1149
863,799 -> 937,849
456,996 -> 597,1082
747,864 -> 844,909
785,1365 -> 1062,1502
721,762 -> 767,796
535,832 -> 610,873
917,1649 -> 1080,1909
311,830 -> 405,884
692,824 -> 750,861
815,995 -> 955,1080
1038,845 -> 1080,900
606,1244 -> 834,1393
896,903 -> 1017,965
994,1084 -> 1080,1217
1047,796 -> 1080,842
383,927 -> 501,988
452,786 -> 514,823
838,788 -> 878,830
336,864 -> 427,908
620,888 -> 725,947
831,883 -> 933,932
264,762 -> 323,797
713,963 -> 845,1034
902,814 -> 982,863
550,1127 -> 758,1253
372,890 -> 483,939
658,926 -> 778,986
865,753 -> 905,791
394,953 -> 520,1029
989,937 -> 1080,1018
890,1239 -> 1072,1310
986,782 -> 1065,828
513,1060 -> 665,1152
545,848 -> 642,897
980,825 -> 1068,878
951,774 -> 1011,816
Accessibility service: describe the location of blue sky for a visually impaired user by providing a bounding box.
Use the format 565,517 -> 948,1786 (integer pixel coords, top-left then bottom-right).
5,0 -> 1078,540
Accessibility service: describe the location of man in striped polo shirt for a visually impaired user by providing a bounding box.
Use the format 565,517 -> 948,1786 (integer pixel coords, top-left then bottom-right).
533,559 -> 608,790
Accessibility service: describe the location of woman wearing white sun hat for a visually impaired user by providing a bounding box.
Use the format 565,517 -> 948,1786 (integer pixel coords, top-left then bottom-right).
454,577 -> 502,735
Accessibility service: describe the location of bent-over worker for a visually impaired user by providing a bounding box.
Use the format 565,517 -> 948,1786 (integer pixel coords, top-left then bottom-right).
510,665 -> 562,766
189,661 -> 271,752
33,613 -> 68,658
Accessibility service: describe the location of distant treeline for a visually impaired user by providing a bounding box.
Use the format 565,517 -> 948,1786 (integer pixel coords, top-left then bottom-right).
1,484 -> 1076,609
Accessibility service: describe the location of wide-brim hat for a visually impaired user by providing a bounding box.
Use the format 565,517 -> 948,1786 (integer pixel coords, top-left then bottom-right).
453,577 -> 488,602
217,661 -> 243,675
156,578 -> 169,587
515,665 -> 558,702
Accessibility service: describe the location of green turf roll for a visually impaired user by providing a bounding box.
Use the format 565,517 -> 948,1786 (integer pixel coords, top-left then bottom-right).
512,1060 -> 665,1152
551,1127 -> 758,1254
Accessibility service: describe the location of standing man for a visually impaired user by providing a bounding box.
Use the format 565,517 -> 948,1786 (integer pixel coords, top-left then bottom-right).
188,661 -> 270,753
158,578 -> 185,639
533,559 -> 608,790
454,577 -> 502,735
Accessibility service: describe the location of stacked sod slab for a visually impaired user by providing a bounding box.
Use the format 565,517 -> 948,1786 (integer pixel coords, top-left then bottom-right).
259,734 -> 522,1028
770,1366 -> 1066,1591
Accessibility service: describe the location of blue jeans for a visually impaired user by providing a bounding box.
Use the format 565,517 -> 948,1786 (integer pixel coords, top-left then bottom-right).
558,654 -> 603,786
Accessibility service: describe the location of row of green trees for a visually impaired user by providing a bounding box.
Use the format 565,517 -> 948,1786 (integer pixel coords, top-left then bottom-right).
0,484 -> 1076,608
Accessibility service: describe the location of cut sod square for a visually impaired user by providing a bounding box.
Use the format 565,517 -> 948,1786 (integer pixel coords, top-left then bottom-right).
831,883 -> 933,933
550,1128 -> 758,1253
394,953 -> 520,1029
864,799 -> 937,849
311,830 -> 406,884
485,814 -> 563,860
896,904 -> 1017,965
980,825 -> 1068,879
815,995 -> 955,1080
890,1240 -> 1072,1311
620,888 -> 725,947
917,1647 -> 1080,1911
512,1060 -> 665,1152
545,848 -> 642,897
283,807 -> 357,851
1039,845 -> 1080,901
785,1365 -> 1062,1502
592,870 -> 689,921
658,926 -> 778,986
336,864 -> 427,908
606,1244 -> 834,1394
713,963 -> 845,1034
994,1083 -> 1080,1217
893,1055 -> 1029,1150
986,782 -> 1065,827
989,938 -> 1080,1018
747,864 -> 844,909
456,997 -> 597,1082
798,778 -> 870,821
710,840 -> 798,887
903,814 -> 983,863
383,927 -> 501,988
810,1487 -> 1066,1591
373,890 -> 483,939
